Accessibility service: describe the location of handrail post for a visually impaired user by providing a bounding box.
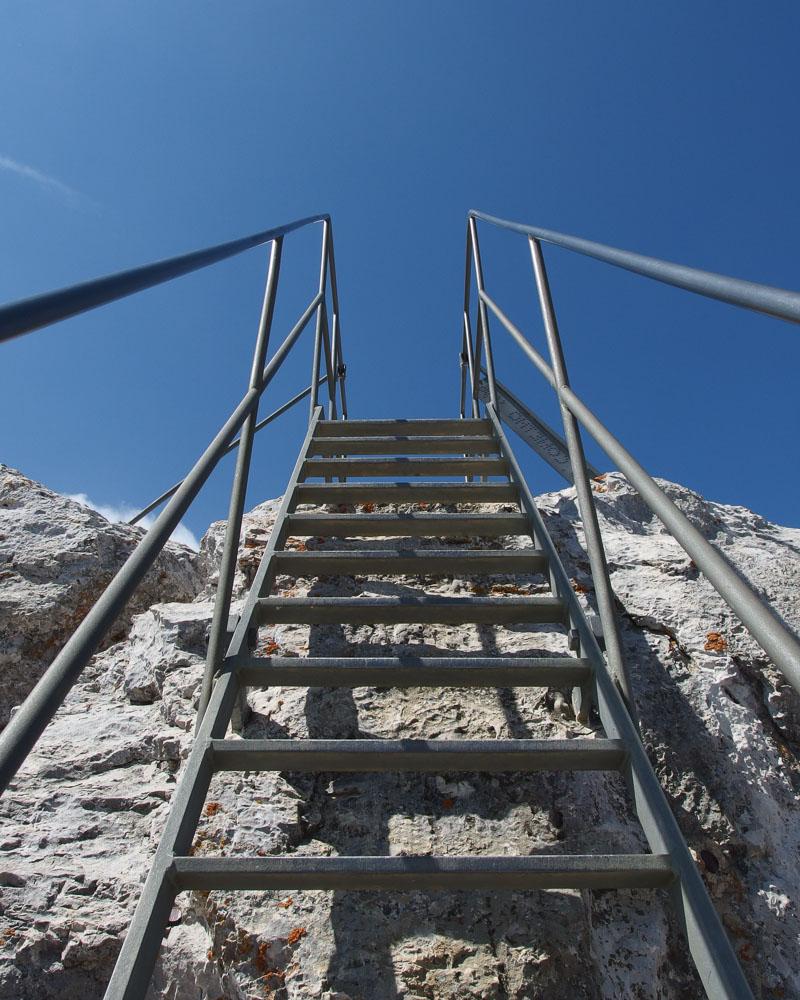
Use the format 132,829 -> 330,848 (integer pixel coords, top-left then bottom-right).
528,236 -> 639,724
196,238 -> 283,729
462,223 -> 479,418
463,315 -> 479,415
325,224 -> 347,420
468,218 -> 499,410
310,221 -> 330,420
323,226 -> 340,420
336,351 -> 348,421
459,335 -> 468,418
329,312 -> 342,419
320,305 -> 338,420
466,223 -> 484,415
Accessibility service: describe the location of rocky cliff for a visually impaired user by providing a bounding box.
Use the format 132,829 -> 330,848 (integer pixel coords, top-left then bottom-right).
0,466 -> 203,727
0,468 -> 798,999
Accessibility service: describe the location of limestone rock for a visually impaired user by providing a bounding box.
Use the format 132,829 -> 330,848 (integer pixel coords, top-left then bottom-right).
0,465 -> 203,726
197,497 -> 281,599
1,469 -> 799,998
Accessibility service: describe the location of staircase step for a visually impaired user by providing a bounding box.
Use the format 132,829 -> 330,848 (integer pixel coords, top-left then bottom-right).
254,595 -> 567,625
172,854 -> 675,891
294,482 -> 520,504
232,655 -> 592,687
272,548 -> 546,576
209,738 -> 624,772
309,435 -> 499,456
302,457 -> 508,478
314,418 -> 492,438
285,512 -> 529,537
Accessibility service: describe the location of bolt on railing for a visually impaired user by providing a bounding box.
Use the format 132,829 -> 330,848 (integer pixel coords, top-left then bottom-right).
0,214 -> 347,792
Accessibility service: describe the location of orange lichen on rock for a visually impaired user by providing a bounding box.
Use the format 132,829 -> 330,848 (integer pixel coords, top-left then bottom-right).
704,631 -> 727,653
276,897 -> 293,909
286,926 -> 306,946
203,801 -> 222,817
254,940 -> 272,972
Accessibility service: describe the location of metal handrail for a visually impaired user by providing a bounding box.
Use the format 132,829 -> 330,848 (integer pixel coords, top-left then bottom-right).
0,214 -> 346,791
463,210 -> 800,999
0,213 -> 328,342
487,409 -> 754,999
470,210 -> 800,324
463,212 -> 800,706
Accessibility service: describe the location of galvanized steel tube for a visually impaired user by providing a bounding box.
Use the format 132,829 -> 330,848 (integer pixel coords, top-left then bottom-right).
482,288 -> 800,698
529,237 -> 639,723
0,299 -> 319,793
468,217 -> 499,409
309,221 -> 330,418
325,225 -> 347,420
0,214 -> 328,343
560,384 -> 800,694
471,210 -> 800,325
196,238 -> 283,728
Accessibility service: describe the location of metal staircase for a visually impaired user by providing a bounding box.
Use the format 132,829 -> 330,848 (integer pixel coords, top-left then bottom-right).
3,211 -> 800,998
103,407 -> 750,999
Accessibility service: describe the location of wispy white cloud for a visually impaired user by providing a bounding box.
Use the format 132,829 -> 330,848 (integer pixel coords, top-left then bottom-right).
66,492 -> 200,551
0,153 -> 100,211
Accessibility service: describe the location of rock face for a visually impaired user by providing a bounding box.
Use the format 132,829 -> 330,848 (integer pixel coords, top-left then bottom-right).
197,497 -> 282,601
0,466 -> 203,726
0,469 -> 798,999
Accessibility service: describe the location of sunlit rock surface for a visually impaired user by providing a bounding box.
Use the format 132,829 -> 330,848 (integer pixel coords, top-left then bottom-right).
0,469 -> 798,999
0,466 -> 202,727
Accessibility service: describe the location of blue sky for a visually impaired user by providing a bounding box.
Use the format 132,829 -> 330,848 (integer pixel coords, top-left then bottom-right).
2,1 -> 799,543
